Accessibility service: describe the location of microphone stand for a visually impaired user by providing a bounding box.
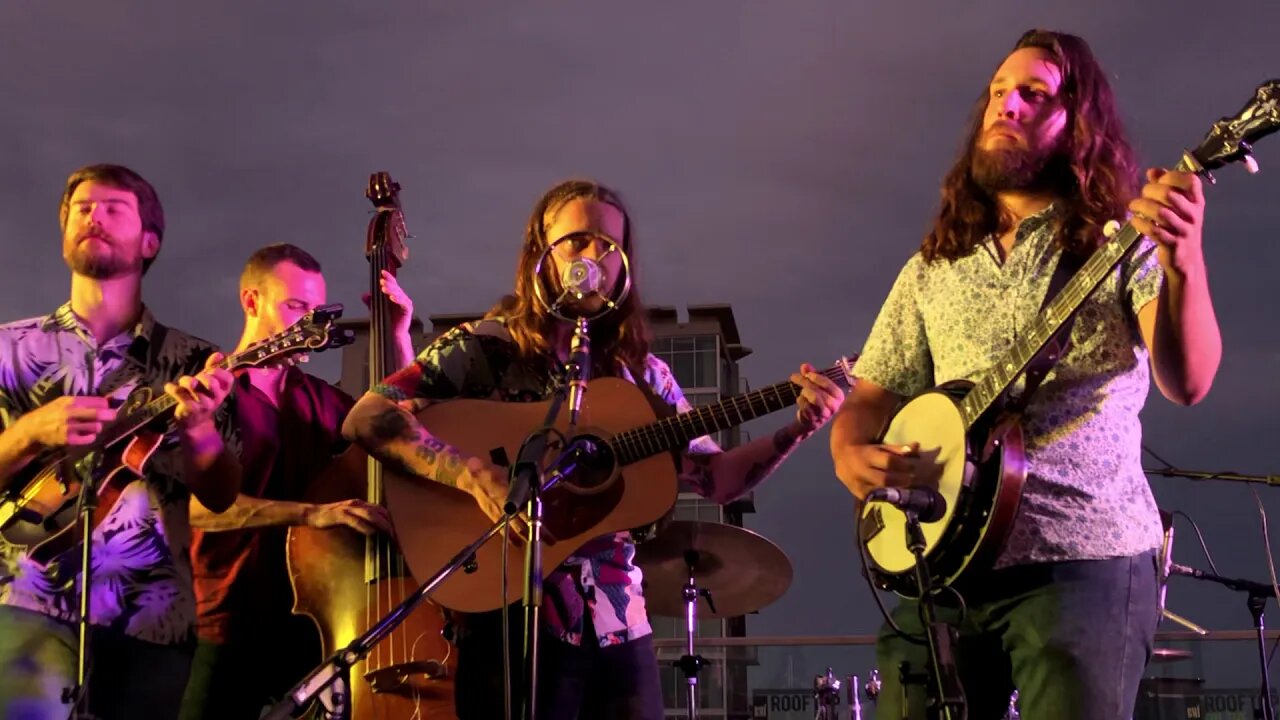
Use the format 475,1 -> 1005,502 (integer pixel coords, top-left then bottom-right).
1170,563 -> 1278,720
502,316 -> 591,720
904,511 -> 964,720
61,453 -> 103,714
1145,466 -> 1280,487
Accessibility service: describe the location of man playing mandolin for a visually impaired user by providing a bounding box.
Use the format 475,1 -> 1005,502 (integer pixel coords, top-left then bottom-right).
0,164 -> 243,720
342,179 -> 846,719
830,30 -> 1222,719
179,243 -> 411,720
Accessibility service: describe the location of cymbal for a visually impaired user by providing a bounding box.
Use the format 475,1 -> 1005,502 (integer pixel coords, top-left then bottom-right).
1150,647 -> 1193,663
634,520 -> 792,620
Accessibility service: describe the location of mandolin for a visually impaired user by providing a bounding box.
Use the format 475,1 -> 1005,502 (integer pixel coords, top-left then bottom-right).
0,305 -> 351,565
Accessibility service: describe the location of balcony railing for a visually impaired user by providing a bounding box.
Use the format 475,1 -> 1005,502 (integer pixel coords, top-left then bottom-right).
649,631 -> 1279,719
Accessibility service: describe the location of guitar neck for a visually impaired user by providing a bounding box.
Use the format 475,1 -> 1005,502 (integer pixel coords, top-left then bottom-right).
609,365 -> 847,465
959,155 -> 1194,427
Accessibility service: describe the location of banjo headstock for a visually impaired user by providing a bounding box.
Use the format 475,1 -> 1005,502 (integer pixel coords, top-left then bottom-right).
1187,79 -> 1280,180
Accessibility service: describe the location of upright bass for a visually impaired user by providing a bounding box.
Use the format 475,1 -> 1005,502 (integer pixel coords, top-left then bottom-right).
287,172 -> 456,719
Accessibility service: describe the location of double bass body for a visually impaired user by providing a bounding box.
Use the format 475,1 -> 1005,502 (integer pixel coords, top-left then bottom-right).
288,447 -> 456,720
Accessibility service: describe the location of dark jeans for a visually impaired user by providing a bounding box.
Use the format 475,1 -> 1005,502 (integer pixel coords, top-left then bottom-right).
876,551 -> 1159,720
0,605 -> 194,720
178,615 -> 320,720
455,608 -> 665,720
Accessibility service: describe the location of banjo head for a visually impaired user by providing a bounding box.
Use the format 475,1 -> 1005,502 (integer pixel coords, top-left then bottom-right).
859,390 -> 968,578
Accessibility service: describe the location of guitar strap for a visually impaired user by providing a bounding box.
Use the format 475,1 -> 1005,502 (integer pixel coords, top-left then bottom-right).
624,359 -> 684,541
1004,248 -> 1085,413
31,322 -> 169,409
107,322 -> 170,398
625,361 -> 678,421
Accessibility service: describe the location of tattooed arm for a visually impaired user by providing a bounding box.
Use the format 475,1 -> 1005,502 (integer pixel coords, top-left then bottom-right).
343,393 -> 469,488
190,494 -> 392,535
679,423 -> 808,504
342,392 -> 511,523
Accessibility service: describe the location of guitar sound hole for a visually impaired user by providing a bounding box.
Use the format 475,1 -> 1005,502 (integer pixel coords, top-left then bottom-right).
558,434 -> 617,496
542,435 -> 623,544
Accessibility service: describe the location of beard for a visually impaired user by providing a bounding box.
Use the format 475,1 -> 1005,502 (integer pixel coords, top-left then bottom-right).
970,136 -> 1069,195
64,229 -> 144,279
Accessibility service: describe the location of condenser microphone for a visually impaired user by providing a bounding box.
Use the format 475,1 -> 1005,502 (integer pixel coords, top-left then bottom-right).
865,486 -> 947,523
560,257 -> 604,299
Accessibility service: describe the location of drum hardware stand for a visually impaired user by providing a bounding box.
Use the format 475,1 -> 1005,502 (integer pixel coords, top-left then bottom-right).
676,550 -> 714,720
813,668 -> 840,720
1003,690 -> 1020,720
851,669 -> 881,720
846,674 -> 862,720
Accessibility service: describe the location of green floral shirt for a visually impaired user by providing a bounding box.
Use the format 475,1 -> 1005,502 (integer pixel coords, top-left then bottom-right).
857,208 -> 1166,566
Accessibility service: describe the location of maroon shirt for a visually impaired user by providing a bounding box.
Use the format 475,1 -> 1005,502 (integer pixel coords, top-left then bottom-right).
190,368 -> 354,643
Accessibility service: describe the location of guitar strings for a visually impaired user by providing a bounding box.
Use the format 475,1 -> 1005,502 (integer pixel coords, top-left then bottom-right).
610,365 -> 844,461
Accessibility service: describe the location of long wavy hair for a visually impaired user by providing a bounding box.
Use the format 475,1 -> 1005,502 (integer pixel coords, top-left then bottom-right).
921,29 -> 1140,263
485,179 -> 651,375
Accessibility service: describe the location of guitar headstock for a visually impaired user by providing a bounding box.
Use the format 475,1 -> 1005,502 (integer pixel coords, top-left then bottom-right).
366,171 -> 409,269
230,303 -> 355,371
1188,79 -> 1280,178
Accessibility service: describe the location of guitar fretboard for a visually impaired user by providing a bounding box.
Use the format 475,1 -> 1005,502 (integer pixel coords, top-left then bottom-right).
609,364 -> 849,465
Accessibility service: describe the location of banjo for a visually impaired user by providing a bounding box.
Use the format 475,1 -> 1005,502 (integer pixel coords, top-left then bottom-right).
861,79 -> 1280,596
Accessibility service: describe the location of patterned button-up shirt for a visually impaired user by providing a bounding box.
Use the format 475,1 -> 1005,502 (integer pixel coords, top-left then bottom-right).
373,318 -> 719,647
856,208 -> 1166,566
0,303 -> 230,644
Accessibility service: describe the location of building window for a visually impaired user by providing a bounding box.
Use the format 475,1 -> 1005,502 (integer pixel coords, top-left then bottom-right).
674,496 -> 725,523
652,335 -> 719,391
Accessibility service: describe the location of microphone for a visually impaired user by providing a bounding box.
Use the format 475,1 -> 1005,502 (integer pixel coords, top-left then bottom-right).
560,257 -> 604,299
1168,562 -> 1209,580
531,233 -> 631,321
865,486 -> 947,523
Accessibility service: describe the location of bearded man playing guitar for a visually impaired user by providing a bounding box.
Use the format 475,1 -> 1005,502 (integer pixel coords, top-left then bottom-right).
343,179 -> 846,720
179,243 -> 409,720
0,164 -> 242,720
830,30 -> 1223,719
